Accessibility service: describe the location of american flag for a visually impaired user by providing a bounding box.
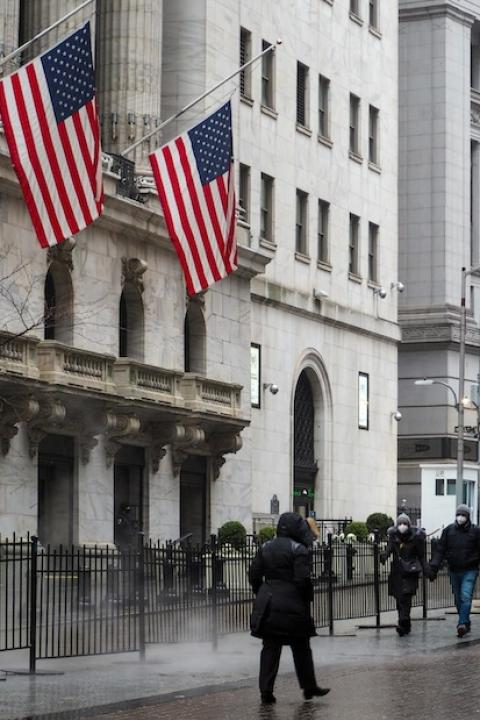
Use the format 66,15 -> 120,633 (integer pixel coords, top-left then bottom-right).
150,101 -> 237,296
0,22 -> 103,249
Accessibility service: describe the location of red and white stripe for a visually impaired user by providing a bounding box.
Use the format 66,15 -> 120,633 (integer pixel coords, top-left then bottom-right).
0,57 -> 103,249
150,132 -> 237,296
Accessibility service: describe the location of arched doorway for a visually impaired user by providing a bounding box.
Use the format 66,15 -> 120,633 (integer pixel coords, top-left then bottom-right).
184,302 -> 206,374
44,262 -> 74,344
293,370 -> 318,517
119,283 -> 144,361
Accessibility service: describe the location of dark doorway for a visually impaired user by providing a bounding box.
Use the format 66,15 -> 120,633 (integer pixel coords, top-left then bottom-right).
293,371 -> 318,517
38,435 -> 74,547
180,456 -> 207,545
114,446 -> 145,550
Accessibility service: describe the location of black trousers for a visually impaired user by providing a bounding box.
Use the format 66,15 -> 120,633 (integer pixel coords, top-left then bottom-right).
259,637 -> 317,693
396,594 -> 412,629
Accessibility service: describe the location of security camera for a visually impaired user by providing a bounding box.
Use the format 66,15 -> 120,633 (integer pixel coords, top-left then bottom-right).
391,281 -> 405,293
313,288 -> 329,301
373,287 -> 387,299
392,411 -> 402,422
264,383 -> 279,395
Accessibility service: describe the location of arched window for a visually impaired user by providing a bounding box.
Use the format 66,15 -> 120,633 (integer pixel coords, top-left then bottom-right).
44,262 -> 73,344
293,370 -> 318,517
119,283 -> 144,361
184,302 -> 206,374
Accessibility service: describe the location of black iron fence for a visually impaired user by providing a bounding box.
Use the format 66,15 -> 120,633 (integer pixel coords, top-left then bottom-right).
0,533 -> 466,671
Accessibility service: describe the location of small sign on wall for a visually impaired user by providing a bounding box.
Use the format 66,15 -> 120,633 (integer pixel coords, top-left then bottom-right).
251,343 -> 261,408
358,372 -> 369,430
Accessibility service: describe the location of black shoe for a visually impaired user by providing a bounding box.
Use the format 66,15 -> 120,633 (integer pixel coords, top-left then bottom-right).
261,692 -> 276,704
457,624 -> 467,638
303,687 -> 330,700
465,623 -> 472,634
396,626 -> 405,637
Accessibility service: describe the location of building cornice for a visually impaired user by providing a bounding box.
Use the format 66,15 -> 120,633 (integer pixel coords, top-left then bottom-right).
251,280 -> 401,346
399,2 -> 476,26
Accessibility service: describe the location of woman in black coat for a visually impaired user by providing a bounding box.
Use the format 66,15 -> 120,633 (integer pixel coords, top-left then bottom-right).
380,513 -> 428,636
249,512 -> 330,704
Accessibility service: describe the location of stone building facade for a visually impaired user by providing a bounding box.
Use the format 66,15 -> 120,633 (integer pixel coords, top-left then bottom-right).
398,0 -> 480,529
0,0 -> 399,547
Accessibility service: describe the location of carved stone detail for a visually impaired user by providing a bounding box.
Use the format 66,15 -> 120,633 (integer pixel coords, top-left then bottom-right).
170,425 -> 206,476
47,236 -> 76,270
121,257 -> 148,293
0,395 -> 40,455
95,411 -> 142,468
209,432 -> 243,480
27,397 -> 66,458
149,422 -> 187,473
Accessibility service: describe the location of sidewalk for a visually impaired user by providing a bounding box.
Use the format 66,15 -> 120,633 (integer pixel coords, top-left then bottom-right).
0,605 -> 476,720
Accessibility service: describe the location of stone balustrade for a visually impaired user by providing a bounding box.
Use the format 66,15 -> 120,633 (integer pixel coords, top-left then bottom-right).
180,374 -> 242,417
0,332 -> 40,379
113,359 -> 184,406
36,341 -> 115,393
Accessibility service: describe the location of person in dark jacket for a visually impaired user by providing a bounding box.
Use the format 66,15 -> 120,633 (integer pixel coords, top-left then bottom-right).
380,513 -> 428,636
249,512 -> 330,705
429,504 -> 480,637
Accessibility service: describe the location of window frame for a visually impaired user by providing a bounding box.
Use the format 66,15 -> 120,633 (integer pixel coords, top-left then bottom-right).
369,0 -> 379,30
238,163 -> 251,224
318,74 -> 330,140
240,27 -> 253,100
368,222 -> 379,283
260,172 -> 274,242
349,94 -> 361,156
296,61 -> 310,129
368,105 -> 379,165
295,189 -> 309,255
261,39 -> 275,110
349,213 -> 360,276
317,199 -> 330,264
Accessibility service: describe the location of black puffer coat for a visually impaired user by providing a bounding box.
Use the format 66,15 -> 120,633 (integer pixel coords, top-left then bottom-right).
249,512 -> 316,641
430,520 -> 480,572
383,526 -> 427,598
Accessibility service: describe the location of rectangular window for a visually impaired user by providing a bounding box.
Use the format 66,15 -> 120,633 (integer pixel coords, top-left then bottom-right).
317,199 -> 330,263
349,213 -> 360,275
318,75 -> 330,139
358,372 -> 369,430
369,105 -> 379,164
349,94 -> 360,155
295,189 -> 308,255
240,27 -> 252,99
350,0 -> 360,16
368,222 -> 379,283
251,343 -> 261,408
260,173 -> 274,242
447,479 -> 456,496
369,0 -> 379,29
238,163 -> 250,223
296,62 -> 309,127
261,40 -> 275,109
435,478 -> 445,496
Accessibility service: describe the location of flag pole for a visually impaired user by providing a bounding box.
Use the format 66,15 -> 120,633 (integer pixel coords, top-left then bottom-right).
0,0 -> 95,71
121,39 -> 282,158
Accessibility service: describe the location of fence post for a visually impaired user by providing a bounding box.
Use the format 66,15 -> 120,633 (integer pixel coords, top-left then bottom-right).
373,530 -> 381,629
327,533 -> 334,636
210,534 -> 218,651
29,536 -> 38,674
138,535 -> 146,661
422,566 -> 428,620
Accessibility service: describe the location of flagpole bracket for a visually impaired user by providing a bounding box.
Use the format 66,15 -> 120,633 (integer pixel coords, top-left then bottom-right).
109,154 -> 146,204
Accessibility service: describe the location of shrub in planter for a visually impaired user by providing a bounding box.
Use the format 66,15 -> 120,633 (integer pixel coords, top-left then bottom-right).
344,521 -> 368,542
218,521 -> 247,549
258,526 -> 275,544
366,513 -> 394,539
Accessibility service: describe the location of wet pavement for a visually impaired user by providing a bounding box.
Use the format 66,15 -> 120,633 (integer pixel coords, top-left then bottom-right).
2,605 -> 480,720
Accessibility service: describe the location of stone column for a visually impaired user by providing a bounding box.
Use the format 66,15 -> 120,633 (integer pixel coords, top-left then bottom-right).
19,0 -> 95,60
0,1 -> 20,76
95,0 -> 163,172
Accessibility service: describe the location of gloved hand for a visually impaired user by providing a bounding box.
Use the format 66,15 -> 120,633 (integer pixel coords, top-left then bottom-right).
427,565 -> 437,582
379,552 -> 388,565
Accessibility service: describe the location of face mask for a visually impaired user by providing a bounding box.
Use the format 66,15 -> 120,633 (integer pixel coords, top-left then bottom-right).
456,515 -> 468,525
397,524 -> 409,534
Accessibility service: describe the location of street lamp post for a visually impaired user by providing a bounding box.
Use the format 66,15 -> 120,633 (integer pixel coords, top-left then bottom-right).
458,265 -> 480,508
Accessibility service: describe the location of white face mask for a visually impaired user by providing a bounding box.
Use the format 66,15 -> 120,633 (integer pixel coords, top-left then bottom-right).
397,524 -> 409,534
456,515 -> 468,525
